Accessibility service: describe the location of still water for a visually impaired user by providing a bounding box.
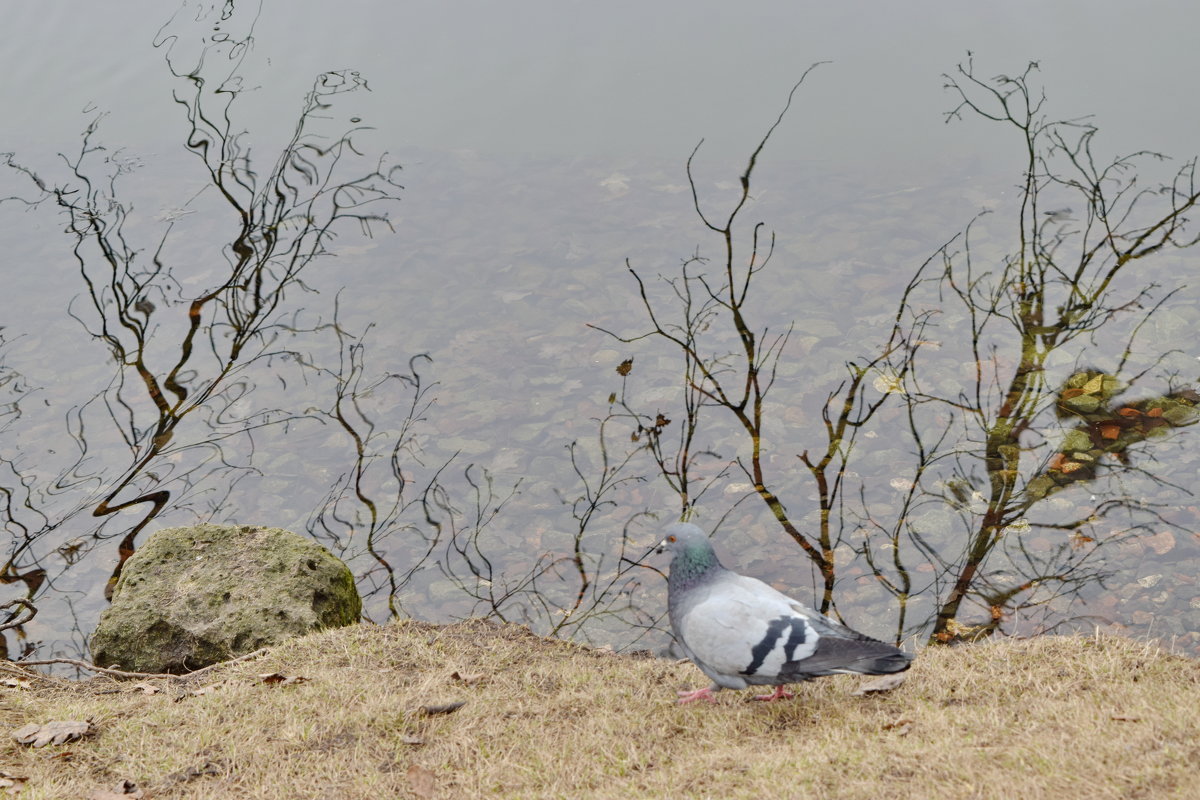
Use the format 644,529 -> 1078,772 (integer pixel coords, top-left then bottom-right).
2,0 -> 1199,664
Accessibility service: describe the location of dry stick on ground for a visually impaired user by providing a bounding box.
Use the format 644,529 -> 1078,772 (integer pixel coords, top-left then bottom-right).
7,647 -> 270,681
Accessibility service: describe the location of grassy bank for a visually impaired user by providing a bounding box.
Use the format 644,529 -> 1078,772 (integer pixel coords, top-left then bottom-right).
1,621 -> 1197,799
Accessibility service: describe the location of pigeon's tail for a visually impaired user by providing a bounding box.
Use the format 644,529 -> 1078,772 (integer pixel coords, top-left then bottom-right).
781,636 -> 913,680
845,648 -> 913,675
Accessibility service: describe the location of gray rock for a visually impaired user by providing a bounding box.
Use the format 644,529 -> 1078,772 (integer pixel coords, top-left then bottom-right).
90,524 -> 361,673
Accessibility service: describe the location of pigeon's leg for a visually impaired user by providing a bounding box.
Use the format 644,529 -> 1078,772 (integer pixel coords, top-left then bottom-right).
676,686 -> 718,704
751,685 -> 794,702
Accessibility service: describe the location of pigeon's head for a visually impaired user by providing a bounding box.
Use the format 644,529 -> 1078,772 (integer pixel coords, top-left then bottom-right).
657,522 -> 717,562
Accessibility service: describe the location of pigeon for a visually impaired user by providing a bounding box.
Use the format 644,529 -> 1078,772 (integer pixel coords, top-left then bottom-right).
659,522 -> 912,703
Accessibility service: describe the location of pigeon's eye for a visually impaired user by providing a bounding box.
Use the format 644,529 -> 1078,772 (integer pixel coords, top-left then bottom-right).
667,535 -> 676,543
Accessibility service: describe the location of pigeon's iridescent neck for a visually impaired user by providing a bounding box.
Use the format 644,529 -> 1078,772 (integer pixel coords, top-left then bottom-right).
669,541 -> 721,590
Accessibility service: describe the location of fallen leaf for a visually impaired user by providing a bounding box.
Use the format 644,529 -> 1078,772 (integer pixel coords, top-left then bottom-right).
401,734 -> 425,746
188,683 -> 222,697
1097,422 -> 1121,440
882,718 -> 913,735
12,720 -> 94,748
0,771 -> 27,794
853,673 -> 908,695
1081,373 -> 1105,395
259,672 -> 309,686
1,677 -> 31,690
407,764 -> 436,799
1110,715 -> 1141,722
130,682 -> 160,695
1069,532 -> 1095,550
449,671 -> 485,686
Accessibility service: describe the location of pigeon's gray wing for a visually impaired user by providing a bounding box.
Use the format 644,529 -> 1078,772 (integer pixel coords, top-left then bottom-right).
782,611 -> 912,677
677,574 -> 820,686
777,627 -> 912,679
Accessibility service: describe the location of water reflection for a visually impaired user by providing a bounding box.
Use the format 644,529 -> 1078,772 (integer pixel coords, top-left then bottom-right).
589,58 -> 1200,649
2,7 -> 1198,668
900,60 -> 1200,643
1,3 -> 404,659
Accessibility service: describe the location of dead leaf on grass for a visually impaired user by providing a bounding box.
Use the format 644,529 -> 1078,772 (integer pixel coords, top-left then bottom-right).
12,719 -> 94,747
1,676 -> 31,690
259,672 -> 309,686
130,682 -> 160,695
853,673 -> 907,695
882,718 -> 914,736
449,670 -> 485,686
0,771 -> 28,794
401,734 -> 425,746
419,701 -> 466,716
187,683 -> 223,697
406,764 -> 436,799
1110,715 -> 1142,722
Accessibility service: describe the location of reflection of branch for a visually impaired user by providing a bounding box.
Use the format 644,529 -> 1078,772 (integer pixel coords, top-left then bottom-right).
0,599 -> 37,633
871,56 -> 1200,643
0,0 -> 404,654
435,466 -> 527,622
63,38 -> 401,589
302,314 -> 455,620
602,311 -> 731,518
432,425 -> 662,646
595,65 -> 868,607
0,336 -> 56,601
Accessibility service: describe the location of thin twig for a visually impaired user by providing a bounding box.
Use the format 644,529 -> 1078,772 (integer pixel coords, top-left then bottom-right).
9,647 -> 270,680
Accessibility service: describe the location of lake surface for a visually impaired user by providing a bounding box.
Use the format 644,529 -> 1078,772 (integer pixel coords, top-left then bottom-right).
2,0 -> 1199,665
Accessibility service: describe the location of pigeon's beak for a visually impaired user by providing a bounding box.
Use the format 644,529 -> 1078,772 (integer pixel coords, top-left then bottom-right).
655,538 -> 668,555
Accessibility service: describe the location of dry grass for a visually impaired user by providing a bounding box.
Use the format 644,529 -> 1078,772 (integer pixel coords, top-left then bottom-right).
1,621 -> 1198,799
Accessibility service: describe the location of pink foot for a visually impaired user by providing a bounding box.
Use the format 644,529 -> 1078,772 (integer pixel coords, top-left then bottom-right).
752,686 -> 794,702
677,686 -> 718,704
